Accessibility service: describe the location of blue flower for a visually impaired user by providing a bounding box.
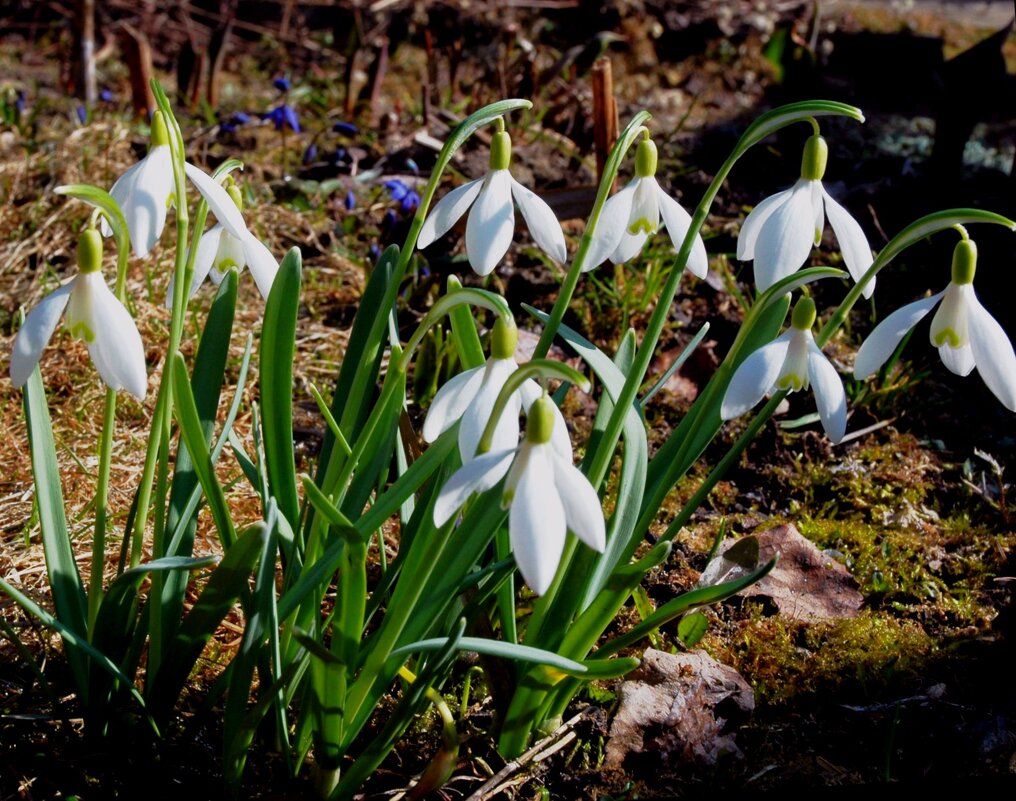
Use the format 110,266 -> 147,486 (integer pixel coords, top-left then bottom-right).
303,143 -> 318,164
273,76 -> 291,92
333,121 -> 358,136
345,190 -> 356,211
14,89 -> 25,114
99,88 -> 114,103
263,104 -> 300,133
383,209 -> 397,228
384,179 -> 409,202
369,244 -> 381,262
401,190 -> 421,213
76,104 -> 88,124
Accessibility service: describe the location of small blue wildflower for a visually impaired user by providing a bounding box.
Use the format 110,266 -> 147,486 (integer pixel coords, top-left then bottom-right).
333,147 -> 348,165
333,120 -> 358,136
401,190 -> 421,213
263,104 -> 300,133
345,190 -> 356,211
369,244 -> 382,262
232,111 -> 252,125
99,88 -> 114,103
382,209 -> 397,228
15,89 -> 26,114
76,104 -> 88,124
273,76 -> 291,92
384,178 -> 409,202
303,144 -> 318,164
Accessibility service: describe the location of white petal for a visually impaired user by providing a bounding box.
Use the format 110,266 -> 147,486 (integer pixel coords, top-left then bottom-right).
113,145 -> 174,258
810,181 -> 824,245
103,157 -> 144,238
609,228 -> 649,264
657,184 -> 708,278
166,224 -> 224,307
967,291 -> 1016,410
823,187 -> 874,298
184,162 -> 248,241
939,343 -> 975,376
511,177 -> 567,263
433,449 -> 515,527
459,358 -> 520,460
853,292 -> 945,379
753,179 -> 816,292
519,381 -> 572,459
465,171 -> 515,275
9,281 -> 74,388
509,446 -> 566,595
75,273 -> 148,398
807,342 -> 847,443
582,183 -> 635,272
417,178 -> 484,248
736,186 -> 792,261
240,233 -> 279,299
720,333 -> 792,420
422,365 -> 486,443
550,451 -> 605,552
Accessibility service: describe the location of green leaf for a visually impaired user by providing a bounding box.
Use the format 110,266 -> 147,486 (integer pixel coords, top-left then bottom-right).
390,636 -> 592,676
21,367 -> 89,690
147,522 -> 268,720
171,353 -> 237,548
446,276 -> 485,370
677,612 -> 708,647
261,247 -> 302,535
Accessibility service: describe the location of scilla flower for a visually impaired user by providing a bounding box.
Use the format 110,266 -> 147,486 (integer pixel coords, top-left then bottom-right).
434,395 -> 605,595
422,317 -> 569,460
167,172 -> 279,304
721,296 -> 847,442
417,118 -> 567,275
10,228 -> 147,398
853,235 -> 1016,411
100,109 -> 174,258
584,133 -> 708,277
737,132 -> 874,297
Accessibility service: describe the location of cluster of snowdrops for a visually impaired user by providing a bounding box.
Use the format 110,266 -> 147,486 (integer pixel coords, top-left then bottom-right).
5,83 -> 1015,799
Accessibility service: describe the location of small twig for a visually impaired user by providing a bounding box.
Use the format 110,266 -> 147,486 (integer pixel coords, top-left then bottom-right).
465,713 -> 582,801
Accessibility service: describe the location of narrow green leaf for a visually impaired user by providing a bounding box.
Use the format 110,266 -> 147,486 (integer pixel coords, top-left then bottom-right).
446,276 -> 485,370
389,636 -> 590,675
677,612 -> 708,647
260,247 -> 302,533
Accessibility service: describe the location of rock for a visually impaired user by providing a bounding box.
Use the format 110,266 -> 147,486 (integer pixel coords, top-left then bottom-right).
731,523 -> 864,621
605,649 -> 754,769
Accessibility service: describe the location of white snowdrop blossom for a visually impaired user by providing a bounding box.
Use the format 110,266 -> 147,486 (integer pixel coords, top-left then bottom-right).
417,119 -> 567,276
100,109 -> 174,259
10,229 -> 147,398
180,163 -> 279,300
721,296 -> 847,443
853,237 -> 1016,411
433,395 -> 605,595
737,133 -> 874,297
166,176 -> 279,305
584,135 -> 708,277
422,318 -> 570,461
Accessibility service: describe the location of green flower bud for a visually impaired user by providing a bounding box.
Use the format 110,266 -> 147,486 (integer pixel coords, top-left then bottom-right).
490,316 -> 518,360
150,109 -> 170,148
951,237 -> 977,285
490,130 -> 512,172
226,181 -> 243,212
791,295 -> 817,331
800,135 -> 828,182
77,228 -> 103,274
635,136 -> 658,178
527,395 -> 557,445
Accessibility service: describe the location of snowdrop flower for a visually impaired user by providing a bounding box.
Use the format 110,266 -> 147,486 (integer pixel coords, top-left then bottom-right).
166,173 -> 279,304
854,236 -> 1016,411
584,133 -> 708,277
721,296 -> 847,442
100,109 -> 174,259
422,317 -> 570,461
417,118 -> 567,275
10,228 -> 147,398
737,133 -> 874,297
434,395 -> 605,595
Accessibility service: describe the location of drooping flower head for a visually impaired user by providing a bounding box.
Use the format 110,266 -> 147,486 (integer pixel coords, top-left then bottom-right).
422,316 -> 569,461
100,109 -> 174,259
10,228 -> 147,398
434,394 -> 605,595
721,296 -> 847,442
737,130 -> 874,297
584,131 -> 708,277
168,167 -> 280,303
417,117 -> 567,275
854,234 -> 1016,411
